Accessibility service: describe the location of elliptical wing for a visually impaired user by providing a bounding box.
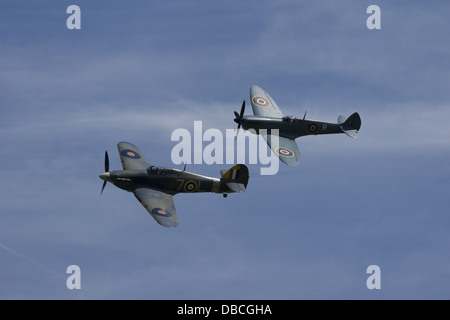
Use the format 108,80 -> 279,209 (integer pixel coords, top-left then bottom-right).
250,85 -> 284,118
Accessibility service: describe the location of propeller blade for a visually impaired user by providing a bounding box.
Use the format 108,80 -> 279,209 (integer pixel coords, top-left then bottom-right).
101,180 -> 107,195
101,150 -> 110,196
104,150 -> 109,172
239,100 -> 245,118
234,100 -> 246,137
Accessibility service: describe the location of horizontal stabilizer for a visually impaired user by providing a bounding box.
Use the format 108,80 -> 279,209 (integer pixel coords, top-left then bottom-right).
338,112 -> 361,138
220,164 -> 249,193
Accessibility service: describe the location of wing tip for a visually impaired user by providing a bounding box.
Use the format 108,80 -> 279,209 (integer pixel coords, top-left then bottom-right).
159,221 -> 179,228
152,214 -> 180,228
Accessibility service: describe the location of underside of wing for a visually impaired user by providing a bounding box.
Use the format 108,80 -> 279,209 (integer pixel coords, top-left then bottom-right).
261,132 -> 300,167
117,141 -> 151,170
133,188 -> 179,228
250,85 -> 284,118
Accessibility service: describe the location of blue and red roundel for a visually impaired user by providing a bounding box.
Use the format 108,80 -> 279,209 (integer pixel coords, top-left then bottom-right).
308,123 -> 318,133
252,96 -> 271,108
121,149 -> 141,159
275,147 -> 295,158
151,207 -> 172,217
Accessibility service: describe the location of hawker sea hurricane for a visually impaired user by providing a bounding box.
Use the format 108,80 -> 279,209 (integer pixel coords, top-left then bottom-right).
99,142 -> 249,228
233,85 -> 361,166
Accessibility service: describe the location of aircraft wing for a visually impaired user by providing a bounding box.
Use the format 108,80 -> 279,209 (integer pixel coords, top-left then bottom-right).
250,85 -> 284,118
117,141 -> 151,170
261,132 -> 300,167
133,187 -> 179,228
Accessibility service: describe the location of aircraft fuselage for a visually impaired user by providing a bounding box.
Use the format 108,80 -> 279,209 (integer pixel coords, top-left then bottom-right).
240,115 -> 343,140
103,168 -> 228,195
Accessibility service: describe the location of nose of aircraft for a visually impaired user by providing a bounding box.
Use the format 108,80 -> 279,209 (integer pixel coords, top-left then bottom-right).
99,172 -> 110,181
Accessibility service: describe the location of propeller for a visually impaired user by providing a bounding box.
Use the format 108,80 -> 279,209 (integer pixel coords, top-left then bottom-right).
100,150 -> 109,195
104,150 -> 109,172
233,100 -> 245,136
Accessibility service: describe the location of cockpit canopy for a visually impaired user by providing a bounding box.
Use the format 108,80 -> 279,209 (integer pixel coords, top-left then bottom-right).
282,115 -> 301,123
146,166 -> 179,175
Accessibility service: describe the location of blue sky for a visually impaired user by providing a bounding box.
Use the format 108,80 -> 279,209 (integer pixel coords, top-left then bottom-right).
1,0 -> 449,299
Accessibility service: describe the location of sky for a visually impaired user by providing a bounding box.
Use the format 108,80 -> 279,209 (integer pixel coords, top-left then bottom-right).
1,0 -> 449,300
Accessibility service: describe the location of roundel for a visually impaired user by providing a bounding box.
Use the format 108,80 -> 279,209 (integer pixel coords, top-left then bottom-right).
308,123 -> 318,133
252,96 -> 271,108
120,149 -> 141,159
275,147 -> 295,158
183,180 -> 198,193
151,207 -> 172,217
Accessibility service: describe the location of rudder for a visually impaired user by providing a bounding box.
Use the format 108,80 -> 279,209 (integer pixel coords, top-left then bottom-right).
338,112 -> 361,138
220,164 -> 249,193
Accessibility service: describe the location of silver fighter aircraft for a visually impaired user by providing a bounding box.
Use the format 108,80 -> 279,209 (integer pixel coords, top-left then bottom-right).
99,141 -> 249,228
233,85 -> 361,166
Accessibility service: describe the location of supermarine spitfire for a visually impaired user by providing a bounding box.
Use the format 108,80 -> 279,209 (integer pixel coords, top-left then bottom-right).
233,85 -> 361,166
99,141 -> 249,228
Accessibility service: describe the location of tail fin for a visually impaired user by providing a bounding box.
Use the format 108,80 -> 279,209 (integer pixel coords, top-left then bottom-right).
220,164 -> 249,193
338,112 -> 361,138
